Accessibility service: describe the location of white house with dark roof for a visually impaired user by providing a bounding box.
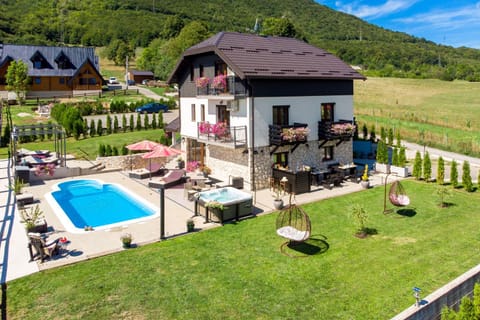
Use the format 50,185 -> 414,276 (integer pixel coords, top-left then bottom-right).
168,32 -> 365,191
0,44 -> 103,99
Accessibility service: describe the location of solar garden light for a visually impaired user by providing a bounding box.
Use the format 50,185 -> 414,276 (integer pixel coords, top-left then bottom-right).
413,287 -> 421,306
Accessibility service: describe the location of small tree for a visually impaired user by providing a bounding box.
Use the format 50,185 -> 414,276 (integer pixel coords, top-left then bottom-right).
391,147 -> 399,166
105,144 -> 112,156
106,114 -> 112,134
158,112 -> 164,129
436,185 -> 452,208
437,156 -> 445,185
129,114 -> 134,131
387,128 -> 394,146
136,113 -> 142,131
151,113 -> 157,129
362,123 -> 368,140
396,130 -> 401,148
369,125 -> 376,142
97,119 -> 103,136
458,296 -> 475,319
5,60 -> 29,105
450,160 -> 458,188
413,151 -> 422,180
376,140 -> 388,164
113,115 -> 119,133
143,113 -> 149,130
380,127 -> 386,142
98,144 -> 106,157
462,160 -> 473,192
89,119 -> 96,137
398,147 -> 406,167
349,203 -> 368,237
423,151 -> 432,181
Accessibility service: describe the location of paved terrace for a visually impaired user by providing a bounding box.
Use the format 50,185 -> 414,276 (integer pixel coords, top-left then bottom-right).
1,158 -> 398,282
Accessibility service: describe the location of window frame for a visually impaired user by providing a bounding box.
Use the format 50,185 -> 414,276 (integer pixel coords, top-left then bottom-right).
321,103 -> 335,122
191,104 -> 196,122
272,105 -> 290,126
322,146 -> 334,162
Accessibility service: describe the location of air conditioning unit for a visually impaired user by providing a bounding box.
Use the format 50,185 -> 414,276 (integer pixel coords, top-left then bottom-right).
226,100 -> 239,112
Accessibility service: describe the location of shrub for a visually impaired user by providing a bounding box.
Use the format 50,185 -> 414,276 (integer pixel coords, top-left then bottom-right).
396,130 -> 401,148
437,156 -> 445,185
391,148 -> 399,166
98,143 -> 105,157
387,128 -> 394,146
369,125 -> 376,142
423,151 -> 432,181
349,203 -> 368,235
398,147 -> 406,167
129,114 -> 134,131
97,119 -> 103,136
136,113 -> 142,131
376,140 -> 388,164
143,113 -> 149,130
122,114 -> 127,133
413,151 -> 422,180
451,160 -> 458,188
380,127 -> 386,142
113,115 -> 119,133
362,123 -> 368,140
462,161 -> 473,192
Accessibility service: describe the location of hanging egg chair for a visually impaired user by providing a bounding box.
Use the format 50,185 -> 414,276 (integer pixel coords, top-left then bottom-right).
276,203 -> 311,255
389,180 -> 410,207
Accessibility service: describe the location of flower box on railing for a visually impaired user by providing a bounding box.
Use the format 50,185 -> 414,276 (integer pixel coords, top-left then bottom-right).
198,122 -> 229,139
195,77 -> 210,88
281,127 -> 310,142
331,122 -> 356,135
212,75 -> 227,90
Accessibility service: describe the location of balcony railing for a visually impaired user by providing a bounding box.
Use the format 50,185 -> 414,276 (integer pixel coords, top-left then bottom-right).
197,122 -> 247,148
318,120 -> 356,140
269,123 -> 309,146
196,75 -> 246,97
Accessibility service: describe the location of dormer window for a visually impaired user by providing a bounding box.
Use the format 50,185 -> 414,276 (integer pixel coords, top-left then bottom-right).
30,51 -> 52,69
55,51 -> 75,69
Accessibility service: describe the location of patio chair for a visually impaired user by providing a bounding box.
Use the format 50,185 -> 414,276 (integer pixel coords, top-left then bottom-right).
28,232 -> 60,262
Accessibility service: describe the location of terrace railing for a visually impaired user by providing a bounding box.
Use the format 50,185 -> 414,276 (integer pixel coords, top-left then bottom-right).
196,76 -> 246,97
318,120 -> 356,141
197,122 -> 247,148
269,123 -> 309,146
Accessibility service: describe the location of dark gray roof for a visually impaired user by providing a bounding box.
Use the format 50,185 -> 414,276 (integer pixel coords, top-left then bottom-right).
0,44 -> 100,77
169,32 -> 365,82
130,69 -> 154,76
164,117 -> 180,132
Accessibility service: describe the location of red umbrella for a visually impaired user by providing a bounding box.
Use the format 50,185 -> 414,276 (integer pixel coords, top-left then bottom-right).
142,144 -> 183,159
142,145 -> 183,179
126,140 -> 160,151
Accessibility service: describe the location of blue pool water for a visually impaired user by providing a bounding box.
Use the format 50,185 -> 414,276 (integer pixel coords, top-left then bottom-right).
46,179 -> 157,233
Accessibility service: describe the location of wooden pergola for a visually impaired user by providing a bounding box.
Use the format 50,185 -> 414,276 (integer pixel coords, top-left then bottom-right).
11,124 -> 67,166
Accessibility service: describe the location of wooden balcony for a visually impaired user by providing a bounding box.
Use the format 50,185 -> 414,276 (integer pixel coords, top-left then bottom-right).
269,123 -> 309,146
318,120 -> 355,141
197,122 -> 247,148
196,76 -> 246,98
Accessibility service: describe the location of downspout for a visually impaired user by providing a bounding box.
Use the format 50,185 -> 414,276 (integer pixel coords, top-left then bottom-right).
248,81 -> 256,202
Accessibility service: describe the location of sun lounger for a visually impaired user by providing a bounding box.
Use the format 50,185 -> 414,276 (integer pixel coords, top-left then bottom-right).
24,155 -> 58,167
148,169 -> 185,188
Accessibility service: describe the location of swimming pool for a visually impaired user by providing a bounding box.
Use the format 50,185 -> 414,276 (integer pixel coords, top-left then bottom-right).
45,179 -> 158,233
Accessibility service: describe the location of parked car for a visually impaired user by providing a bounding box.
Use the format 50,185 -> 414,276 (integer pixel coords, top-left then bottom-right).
127,79 -> 135,85
108,77 -> 119,84
135,102 -> 169,113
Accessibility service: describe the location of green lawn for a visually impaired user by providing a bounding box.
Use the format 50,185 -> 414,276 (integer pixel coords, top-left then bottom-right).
7,180 -> 480,319
355,77 -> 480,156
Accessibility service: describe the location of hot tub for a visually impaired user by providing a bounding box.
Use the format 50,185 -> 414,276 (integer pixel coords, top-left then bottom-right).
195,187 -> 253,223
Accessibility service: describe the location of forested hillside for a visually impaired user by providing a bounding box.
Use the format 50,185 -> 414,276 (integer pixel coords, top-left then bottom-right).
2,0 -> 480,81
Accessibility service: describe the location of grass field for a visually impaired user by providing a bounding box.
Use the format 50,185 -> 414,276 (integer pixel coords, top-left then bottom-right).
7,180 -> 480,319
355,77 -> 480,156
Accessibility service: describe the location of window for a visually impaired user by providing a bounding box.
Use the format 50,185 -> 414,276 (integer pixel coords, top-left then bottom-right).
88,78 -> 97,85
321,103 -> 335,122
199,65 -> 204,77
272,105 -> 289,126
215,61 -> 227,76
79,78 -> 88,85
200,104 -> 205,122
34,77 -> 41,85
34,61 -> 42,69
273,152 -> 289,168
190,64 -> 194,81
191,104 -> 196,121
322,146 -> 334,161
59,77 -> 65,85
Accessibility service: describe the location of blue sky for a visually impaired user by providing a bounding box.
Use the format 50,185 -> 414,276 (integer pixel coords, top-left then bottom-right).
316,0 -> 480,48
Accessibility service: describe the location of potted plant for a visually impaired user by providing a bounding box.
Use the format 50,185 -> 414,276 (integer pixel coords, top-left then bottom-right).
19,204 -> 47,233
120,233 -> 133,248
205,201 -> 225,220
176,156 -> 185,169
360,164 -> 370,189
201,165 -> 212,177
272,182 -> 285,210
9,176 -> 25,194
186,218 -> 195,232
350,203 -> 369,238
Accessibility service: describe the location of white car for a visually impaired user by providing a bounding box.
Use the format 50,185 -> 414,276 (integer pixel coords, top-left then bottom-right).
108,77 -> 119,84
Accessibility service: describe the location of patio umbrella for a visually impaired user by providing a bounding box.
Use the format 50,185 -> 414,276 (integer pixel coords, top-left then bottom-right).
142,144 -> 183,178
126,140 -> 160,151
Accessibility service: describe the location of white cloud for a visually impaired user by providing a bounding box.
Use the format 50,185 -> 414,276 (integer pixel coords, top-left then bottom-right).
335,0 -> 419,19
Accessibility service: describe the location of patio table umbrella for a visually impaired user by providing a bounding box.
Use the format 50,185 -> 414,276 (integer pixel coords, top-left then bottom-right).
142,144 -> 183,178
126,140 -> 161,171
